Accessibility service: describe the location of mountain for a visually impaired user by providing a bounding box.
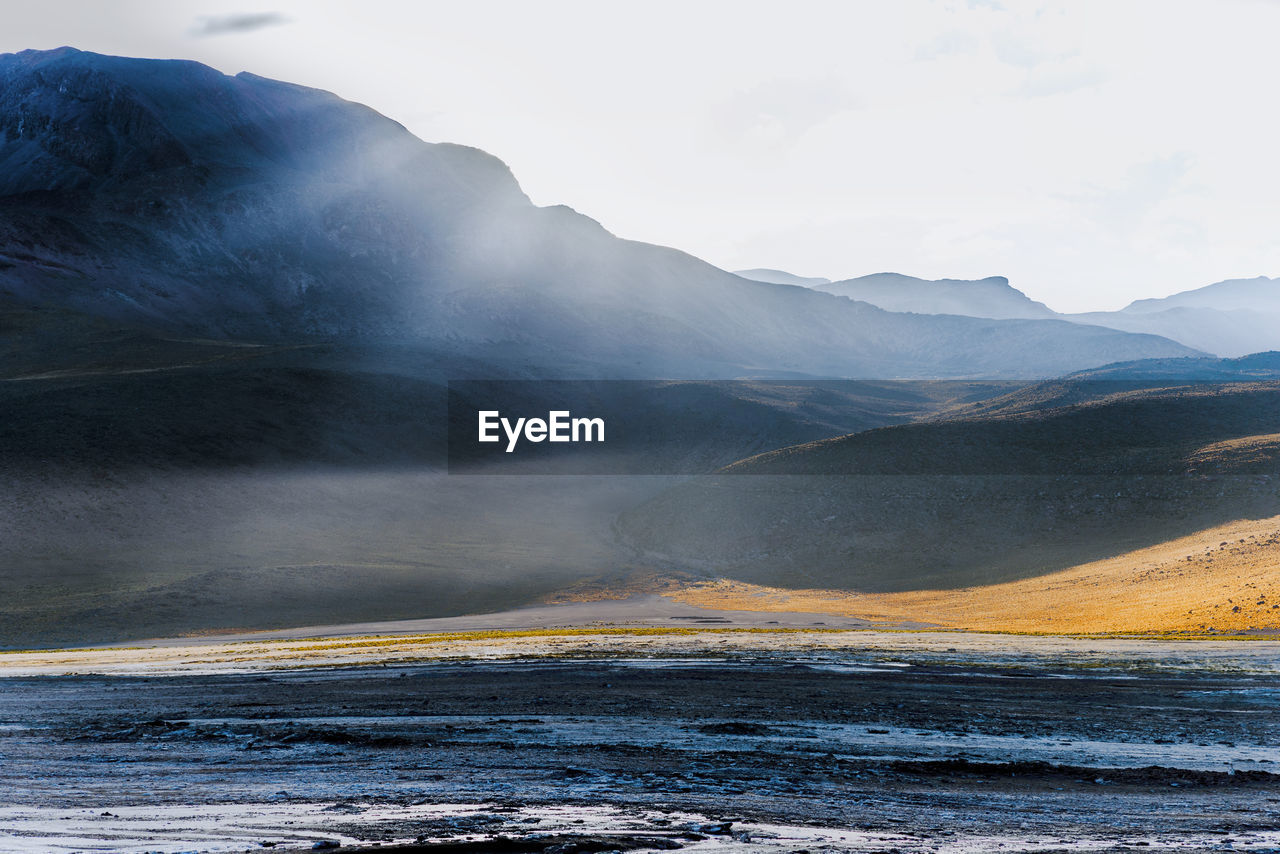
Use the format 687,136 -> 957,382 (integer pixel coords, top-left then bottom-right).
0,47 -> 1202,380
1054,277 -> 1280,358
1122,275 -> 1280,313
814,272 -> 1058,320
941,351 -> 1280,420
1062,307 -> 1280,358
619,379 -> 1280,592
802,269 -> 1280,358
1063,351 -> 1280,380
734,268 -> 832,287
0,47 -> 1239,646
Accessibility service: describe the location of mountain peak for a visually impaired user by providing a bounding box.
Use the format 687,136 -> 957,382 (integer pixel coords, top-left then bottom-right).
734,268 -> 832,287
0,48 -> 529,204
1122,275 -> 1280,314
2,45 -> 82,62
814,272 -> 1055,319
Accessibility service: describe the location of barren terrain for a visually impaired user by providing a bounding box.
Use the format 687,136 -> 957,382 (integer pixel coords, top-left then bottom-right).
658,514 -> 1280,634
2,634 -> 1278,852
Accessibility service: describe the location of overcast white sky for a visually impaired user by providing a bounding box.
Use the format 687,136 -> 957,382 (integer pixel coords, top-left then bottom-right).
3,0 -> 1278,311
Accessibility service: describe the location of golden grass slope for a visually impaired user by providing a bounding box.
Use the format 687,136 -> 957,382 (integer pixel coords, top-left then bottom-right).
661,515 -> 1280,634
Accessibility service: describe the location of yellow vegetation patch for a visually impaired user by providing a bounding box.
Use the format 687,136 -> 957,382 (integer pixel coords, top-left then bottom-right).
664,516 -> 1280,635
0,627 -> 864,677
272,626 -> 828,653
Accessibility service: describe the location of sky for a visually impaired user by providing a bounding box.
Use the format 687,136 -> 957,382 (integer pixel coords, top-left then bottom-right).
2,0 -> 1278,312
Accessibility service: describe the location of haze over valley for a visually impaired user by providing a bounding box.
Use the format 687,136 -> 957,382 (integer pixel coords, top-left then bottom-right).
3,11 -> 1280,850
0,6 -> 1274,850
0,48 -> 1277,649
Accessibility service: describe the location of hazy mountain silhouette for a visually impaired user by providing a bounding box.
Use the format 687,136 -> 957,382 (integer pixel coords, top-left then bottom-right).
789,266 -> 1280,358
1122,276 -> 1280,314
814,272 -> 1058,320
788,268 -> 1280,358
734,268 -> 832,287
1060,277 -> 1280,357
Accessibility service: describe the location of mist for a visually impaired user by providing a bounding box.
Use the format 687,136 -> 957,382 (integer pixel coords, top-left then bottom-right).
0,467 -> 674,647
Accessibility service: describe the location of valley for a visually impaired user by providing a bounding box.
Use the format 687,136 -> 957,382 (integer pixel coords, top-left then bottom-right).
0,35 -> 1278,854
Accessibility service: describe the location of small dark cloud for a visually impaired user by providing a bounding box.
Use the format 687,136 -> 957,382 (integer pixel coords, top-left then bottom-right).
191,12 -> 290,37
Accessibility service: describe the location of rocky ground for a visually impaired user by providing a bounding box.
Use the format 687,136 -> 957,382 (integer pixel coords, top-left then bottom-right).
1,644 -> 1279,852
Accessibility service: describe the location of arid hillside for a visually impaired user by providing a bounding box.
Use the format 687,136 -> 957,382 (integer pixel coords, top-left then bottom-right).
657,514 -> 1280,634
619,382 -> 1280,596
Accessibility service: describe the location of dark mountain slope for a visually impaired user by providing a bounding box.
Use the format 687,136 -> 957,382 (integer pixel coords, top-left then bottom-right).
1067,351 -> 1280,380
618,382 -> 1280,592
0,47 -> 529,339
0,299 -> 1024,473
722,383 -> 1280,476
936,352 -> 1280,420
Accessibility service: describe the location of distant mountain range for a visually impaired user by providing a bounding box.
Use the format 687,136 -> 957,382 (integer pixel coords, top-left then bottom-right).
0,47 -> 1202,380
1067,277 -> 1280,357
814,272 -> 1056,320
739,269 -> 1280,358
733,268 -> 832,287
1124,275 -> 1280,313
3,48 -> 1277,645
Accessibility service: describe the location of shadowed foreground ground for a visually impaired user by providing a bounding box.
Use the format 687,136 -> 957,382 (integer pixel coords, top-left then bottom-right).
1,638 -> 1278,852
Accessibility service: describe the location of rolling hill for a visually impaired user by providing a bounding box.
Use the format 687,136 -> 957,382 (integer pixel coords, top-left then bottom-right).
618,379 -> 1280,598
655,512 -> 1280,634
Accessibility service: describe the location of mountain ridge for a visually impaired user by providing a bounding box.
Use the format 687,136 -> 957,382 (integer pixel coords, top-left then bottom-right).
0,47 -> 1203,379
768,266 -> 1280,358
815,272 -> 1058,320
619,379 -> 1280,593
1123,275 -> 1280,313
734,268 -> 832,287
